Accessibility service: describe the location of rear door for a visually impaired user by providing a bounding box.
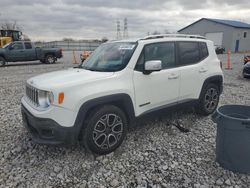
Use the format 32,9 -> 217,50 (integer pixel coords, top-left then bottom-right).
133,42 -> 180,115
23,42 -> 36,61
177,41 -> 209,101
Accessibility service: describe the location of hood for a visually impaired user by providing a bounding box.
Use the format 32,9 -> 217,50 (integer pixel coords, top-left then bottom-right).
0,48 -> 5,53
27,68 -> 114,90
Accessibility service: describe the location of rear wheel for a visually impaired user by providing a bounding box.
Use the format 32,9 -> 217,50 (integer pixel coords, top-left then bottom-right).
0,57 -> 6,67
196,83 -> 220,115
45,54 -> 56,64
81,105 -> 128,155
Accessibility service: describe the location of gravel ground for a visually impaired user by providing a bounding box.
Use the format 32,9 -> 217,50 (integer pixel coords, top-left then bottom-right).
0,52 -> 250,188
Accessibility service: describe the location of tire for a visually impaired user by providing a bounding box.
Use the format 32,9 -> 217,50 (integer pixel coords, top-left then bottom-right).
0,57 -> 6,67
45,54 -> 56,64
196,83 -> 220,115
81,105 -> 128,155
243,72 -> 246,78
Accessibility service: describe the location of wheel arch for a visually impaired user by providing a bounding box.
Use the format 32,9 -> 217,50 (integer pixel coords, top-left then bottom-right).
0,55 -> 6,61
45,52 -> 56,58
199,75 -> 223,99
73,93 -> 135,139
0,55 -> 6,66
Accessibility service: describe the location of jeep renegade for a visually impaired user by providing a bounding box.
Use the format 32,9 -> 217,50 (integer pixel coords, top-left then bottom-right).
21,34 -> 223,155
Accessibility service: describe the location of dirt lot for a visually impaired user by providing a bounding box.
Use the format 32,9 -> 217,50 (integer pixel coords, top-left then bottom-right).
0,52 -> 250,188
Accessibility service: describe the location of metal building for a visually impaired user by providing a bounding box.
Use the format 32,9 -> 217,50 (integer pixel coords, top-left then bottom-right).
178,18 -> 250,52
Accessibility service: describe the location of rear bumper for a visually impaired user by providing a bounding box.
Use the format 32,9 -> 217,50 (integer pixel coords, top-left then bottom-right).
21,104 -> 78,145
57,54 -> 63,59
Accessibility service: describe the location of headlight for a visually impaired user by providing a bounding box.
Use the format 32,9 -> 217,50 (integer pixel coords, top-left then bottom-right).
38,90 -> 54,108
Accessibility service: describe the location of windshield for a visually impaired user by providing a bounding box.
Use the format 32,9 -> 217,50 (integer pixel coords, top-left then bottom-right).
3,43 -> 11,49
80,42 -> 137,72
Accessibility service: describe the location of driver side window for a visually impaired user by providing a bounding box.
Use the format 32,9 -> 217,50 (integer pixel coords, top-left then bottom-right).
135,42 -> 176,72
11,43 -> 24,50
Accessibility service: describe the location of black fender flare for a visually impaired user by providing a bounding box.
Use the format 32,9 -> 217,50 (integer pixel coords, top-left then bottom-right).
45,53 -> 56,58
73,93 -> 135,138
0,55 -> 6,61
199,75 -> 223,99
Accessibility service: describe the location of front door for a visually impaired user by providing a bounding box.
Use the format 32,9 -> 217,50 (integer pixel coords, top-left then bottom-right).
133,42 -> 180,116
7,42 -> 26,61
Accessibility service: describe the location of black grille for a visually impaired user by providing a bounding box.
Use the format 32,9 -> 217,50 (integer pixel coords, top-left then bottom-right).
26,85 -> 39,106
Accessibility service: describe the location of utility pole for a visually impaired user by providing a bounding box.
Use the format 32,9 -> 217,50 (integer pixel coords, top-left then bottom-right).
116,20 -> 121,40
123,18 -> 128,39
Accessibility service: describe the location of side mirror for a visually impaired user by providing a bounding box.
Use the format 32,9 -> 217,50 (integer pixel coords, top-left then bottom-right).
143,60 -> 162,75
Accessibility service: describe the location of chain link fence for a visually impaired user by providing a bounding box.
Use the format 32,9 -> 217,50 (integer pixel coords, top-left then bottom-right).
36,40 -> 102,51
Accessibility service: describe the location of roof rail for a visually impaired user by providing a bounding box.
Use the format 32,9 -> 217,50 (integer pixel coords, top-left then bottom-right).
141,34 -> 206,40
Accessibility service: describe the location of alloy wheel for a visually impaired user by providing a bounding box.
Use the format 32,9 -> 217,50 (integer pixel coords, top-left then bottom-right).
92,114 -> 123,150
47,56 -> 54,64
204,88 -> 219,112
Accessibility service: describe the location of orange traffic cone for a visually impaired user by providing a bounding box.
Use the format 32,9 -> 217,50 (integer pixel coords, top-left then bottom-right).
225,50 -> 232,70
72,50 -> 78,64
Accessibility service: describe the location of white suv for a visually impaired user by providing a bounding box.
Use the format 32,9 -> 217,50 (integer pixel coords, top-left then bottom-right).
21,34 -> 223,155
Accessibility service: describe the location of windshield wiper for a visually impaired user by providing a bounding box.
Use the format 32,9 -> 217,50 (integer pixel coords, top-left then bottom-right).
75,66 -> 110,72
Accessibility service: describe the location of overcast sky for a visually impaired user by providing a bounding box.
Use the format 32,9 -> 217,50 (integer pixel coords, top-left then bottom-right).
1,0 -> 250,41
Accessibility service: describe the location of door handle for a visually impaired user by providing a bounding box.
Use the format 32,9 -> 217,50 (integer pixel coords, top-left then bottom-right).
199,68 -> 207,73
168,74 -> 179,80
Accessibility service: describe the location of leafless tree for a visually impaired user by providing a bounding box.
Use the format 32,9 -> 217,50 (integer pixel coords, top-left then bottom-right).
0,20 -> 22,30
101,37 -> 108,43
62,38 -> 75,42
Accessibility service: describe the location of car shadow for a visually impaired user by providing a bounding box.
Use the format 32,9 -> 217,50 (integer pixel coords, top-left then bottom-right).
130,101 -> 201,132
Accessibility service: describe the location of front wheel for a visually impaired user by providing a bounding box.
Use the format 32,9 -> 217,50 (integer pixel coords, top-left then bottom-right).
81,105 -> 128,155
0,57 -> 6,67
45,54 -> 56,64
196,84 -> 220,115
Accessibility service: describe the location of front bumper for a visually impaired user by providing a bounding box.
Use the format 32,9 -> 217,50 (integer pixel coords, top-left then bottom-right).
21,105 -> 78,145
243,69 -> 250,78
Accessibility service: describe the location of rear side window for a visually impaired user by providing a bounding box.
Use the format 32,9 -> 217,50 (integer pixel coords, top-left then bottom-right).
178,42 -> 200,65
199,42 -> 209,59
24,42 -> 32,49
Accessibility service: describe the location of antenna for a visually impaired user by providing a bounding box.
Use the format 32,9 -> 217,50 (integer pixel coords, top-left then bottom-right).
123,17 -> 128,39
